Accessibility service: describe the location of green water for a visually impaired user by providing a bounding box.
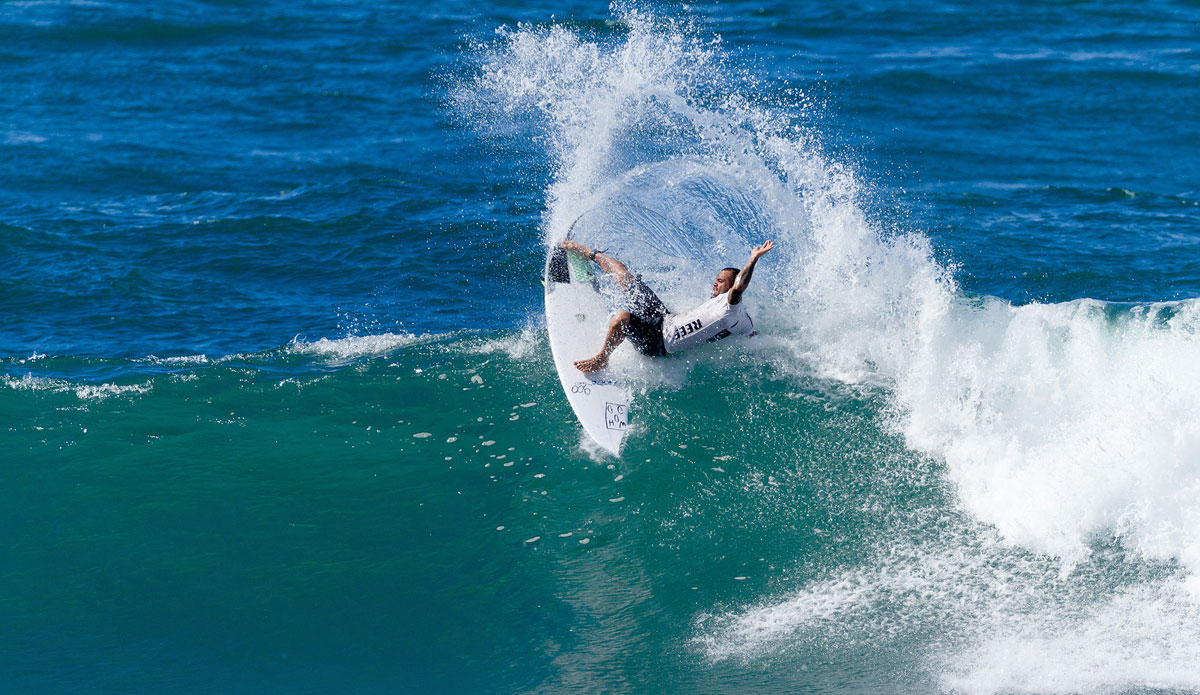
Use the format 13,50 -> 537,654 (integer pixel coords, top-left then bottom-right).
2,331 -> 957,692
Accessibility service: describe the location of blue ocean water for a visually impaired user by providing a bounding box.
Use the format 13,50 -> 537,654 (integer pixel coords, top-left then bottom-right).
3,1 -> 1199,693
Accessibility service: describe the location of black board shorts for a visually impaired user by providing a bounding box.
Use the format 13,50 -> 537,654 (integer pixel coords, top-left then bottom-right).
623,276 -> 669,357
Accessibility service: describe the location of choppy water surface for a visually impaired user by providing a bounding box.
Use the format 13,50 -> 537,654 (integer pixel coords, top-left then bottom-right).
3,1 -> 1199,693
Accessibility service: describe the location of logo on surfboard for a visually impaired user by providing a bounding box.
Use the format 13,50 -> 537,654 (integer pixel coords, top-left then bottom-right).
604,402 -> 628,431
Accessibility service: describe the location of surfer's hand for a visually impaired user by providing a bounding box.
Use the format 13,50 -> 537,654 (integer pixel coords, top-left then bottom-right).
751,240 -> 775,259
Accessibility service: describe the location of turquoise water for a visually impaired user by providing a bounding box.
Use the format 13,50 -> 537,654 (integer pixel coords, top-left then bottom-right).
4,2 -> 1200,693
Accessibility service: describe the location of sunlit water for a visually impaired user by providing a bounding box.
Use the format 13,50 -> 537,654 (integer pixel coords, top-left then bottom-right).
3,1 -> 1199,692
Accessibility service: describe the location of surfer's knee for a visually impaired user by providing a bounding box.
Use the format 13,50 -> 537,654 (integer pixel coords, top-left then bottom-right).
611,310 -> 632,326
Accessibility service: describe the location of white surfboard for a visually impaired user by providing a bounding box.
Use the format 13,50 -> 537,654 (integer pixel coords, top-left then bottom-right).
544,247 -> 630,456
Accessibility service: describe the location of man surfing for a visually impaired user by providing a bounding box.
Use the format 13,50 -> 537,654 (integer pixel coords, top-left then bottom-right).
559,239 -> 775,373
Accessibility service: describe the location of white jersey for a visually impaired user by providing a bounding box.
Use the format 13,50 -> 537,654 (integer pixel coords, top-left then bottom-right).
661,291 -> 754,354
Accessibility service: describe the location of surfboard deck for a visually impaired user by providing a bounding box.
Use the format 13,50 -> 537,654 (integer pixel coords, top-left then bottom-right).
544,247 -> 630,456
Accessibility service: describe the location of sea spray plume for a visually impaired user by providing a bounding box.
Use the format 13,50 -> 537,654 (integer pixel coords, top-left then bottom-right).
464,7 -> 794,244
463,7 -> 1200,586
466,10 -> 678,204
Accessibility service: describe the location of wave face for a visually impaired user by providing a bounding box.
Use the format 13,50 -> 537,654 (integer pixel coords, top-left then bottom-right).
465,6 -> 1200,692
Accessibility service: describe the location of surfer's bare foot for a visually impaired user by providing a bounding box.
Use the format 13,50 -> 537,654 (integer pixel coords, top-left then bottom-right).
561,240 -> 590,255
574,355 -> 608,373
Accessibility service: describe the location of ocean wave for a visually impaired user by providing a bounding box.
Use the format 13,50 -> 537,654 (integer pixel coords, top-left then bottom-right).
471,10 -> 1200,688
476,4 -> 1200,574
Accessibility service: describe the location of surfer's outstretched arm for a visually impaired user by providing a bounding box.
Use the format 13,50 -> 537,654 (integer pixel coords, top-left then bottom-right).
728,240 -> 774,305
560,240 -> 635,290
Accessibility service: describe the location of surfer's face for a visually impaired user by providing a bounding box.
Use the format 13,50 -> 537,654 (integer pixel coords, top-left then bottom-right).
712,269 -> 737,297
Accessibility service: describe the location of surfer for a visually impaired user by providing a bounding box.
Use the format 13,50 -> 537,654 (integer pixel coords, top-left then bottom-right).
560,239 -> 775,373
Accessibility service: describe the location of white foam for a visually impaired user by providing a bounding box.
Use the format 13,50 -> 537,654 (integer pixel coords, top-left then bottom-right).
287,332 -> 422,359
73,382 -> 153,400
896,299 -> 1200,571
943,578 -> 1200,694
3,373 -> 152,400
463,322 -> 545,361
145,354 -> 210,365
700,537 -> 1200,692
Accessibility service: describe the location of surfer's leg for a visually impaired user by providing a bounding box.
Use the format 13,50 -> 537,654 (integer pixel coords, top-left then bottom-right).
623,275 -> 669,325
623,312 -> 668,357
575,310 -> 630,373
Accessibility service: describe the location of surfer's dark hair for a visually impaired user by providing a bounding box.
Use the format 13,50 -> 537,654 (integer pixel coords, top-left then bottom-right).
719,267 -> 740,277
